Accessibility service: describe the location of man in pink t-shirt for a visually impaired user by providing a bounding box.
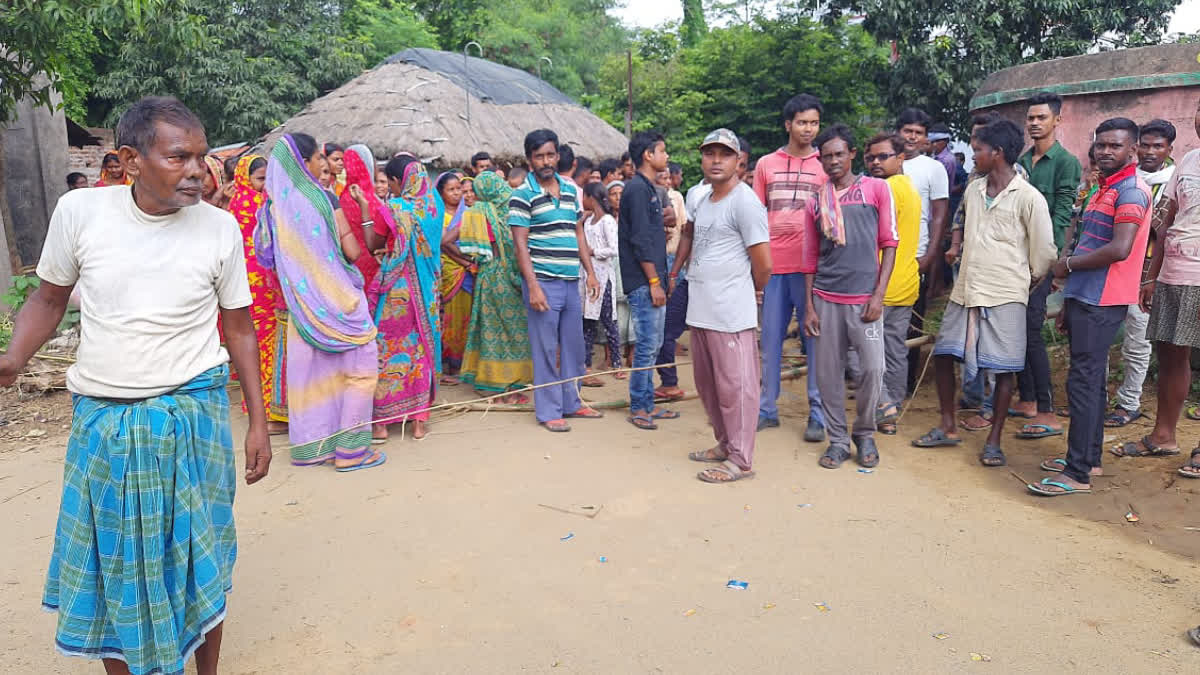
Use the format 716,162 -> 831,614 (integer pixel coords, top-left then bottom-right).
753,93 -> 828,441
803,124 -> 897,470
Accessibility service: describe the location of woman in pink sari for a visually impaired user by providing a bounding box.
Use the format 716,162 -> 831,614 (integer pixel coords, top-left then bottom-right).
366,153 -> 443,441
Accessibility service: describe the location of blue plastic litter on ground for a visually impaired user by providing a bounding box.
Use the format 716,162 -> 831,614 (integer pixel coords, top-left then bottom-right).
560,532 -> 574,541
726,580 -> 749,590
858,468 -> 874,474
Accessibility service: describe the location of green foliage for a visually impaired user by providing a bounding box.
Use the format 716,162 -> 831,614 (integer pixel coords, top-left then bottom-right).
680,0 -> 707,47
0,0 -> 163,123
477,0 -> 627,98
823,0 -> 1178,129
93,0 -> 369,146
592,15 -> 889,180
1,275 -> 40,312
410,0 -> 487,51
344,0 -> 438,66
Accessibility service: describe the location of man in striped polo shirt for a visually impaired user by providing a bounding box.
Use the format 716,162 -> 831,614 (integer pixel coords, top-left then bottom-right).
1030,118 -> 1152,496
510,129 -> 604,431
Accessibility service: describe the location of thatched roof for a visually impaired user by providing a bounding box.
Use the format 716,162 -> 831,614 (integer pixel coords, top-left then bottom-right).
260,48 -> 629,169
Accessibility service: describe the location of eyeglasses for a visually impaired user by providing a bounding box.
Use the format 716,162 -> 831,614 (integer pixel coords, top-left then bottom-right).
864,153 -> 896,163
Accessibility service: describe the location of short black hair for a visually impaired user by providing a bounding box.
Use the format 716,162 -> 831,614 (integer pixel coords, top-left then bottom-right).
385,154 -> 417,181
737,135 -> 752,156
115,96 -> 204,154
1095,117 -> 1139,140
66,172 -> 87,187
864,132 -> 904,156
248,157 -> 267,174
557,143 -> 576,174
620,151 -> 631,162
974,119 -> 1024,165
1088,143 -> 1097,162
970,112 -> 1000,131
1028,91 -> 1064,116
508,164 -> 528,178
782,93 -> 823,123
598,158 -> 621,178
668,162 -> 682,175
573,156 -> 593,177
1140,119 -> 1177,144
471,151 -> 491,165
814,123 -> 855,152
323,142 -> 343,156
524,129 -> 558,159
291,133 -> 318,161
629,131 -> 665,168
930,122 -> 951,135
895,107 -> 931,132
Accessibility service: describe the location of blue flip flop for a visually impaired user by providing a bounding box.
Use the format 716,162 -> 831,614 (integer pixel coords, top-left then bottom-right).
336,451 -> 387,473
1016,424 -> 1064,439
1027,477 -> 1091,496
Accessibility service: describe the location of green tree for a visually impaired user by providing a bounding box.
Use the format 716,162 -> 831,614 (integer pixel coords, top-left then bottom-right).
93,0 -> 369,145
593,16 -> 888,179
409,0 -> 487,51
0,0 -> 166,123
344,0 -> 438,67
823,0 -> 1178,127
680,0 -> 707,47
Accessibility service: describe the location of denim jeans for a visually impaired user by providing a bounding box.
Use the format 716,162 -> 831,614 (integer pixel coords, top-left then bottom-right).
627,284 -> 666,414
759,272 -> 825,426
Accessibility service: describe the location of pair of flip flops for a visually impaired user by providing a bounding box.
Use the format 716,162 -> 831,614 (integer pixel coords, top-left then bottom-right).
628,408 -> 680,430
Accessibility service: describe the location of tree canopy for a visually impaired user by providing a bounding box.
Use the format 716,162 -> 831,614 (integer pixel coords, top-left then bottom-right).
825,0 -> 1178,128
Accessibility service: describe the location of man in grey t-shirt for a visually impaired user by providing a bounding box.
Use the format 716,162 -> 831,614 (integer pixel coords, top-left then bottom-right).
682,129 -> 772,484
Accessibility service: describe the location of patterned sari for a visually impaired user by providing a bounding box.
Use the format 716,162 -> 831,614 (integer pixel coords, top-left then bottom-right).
439,182 -> 472,370
374,158 -> 443,423
460,172 -> 534,393
255,135 -> 378,465
227,154 -> 284,420
340,144 -> 394,313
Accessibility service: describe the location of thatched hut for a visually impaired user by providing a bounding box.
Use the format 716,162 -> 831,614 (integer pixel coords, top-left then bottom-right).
260,48 -> 628,169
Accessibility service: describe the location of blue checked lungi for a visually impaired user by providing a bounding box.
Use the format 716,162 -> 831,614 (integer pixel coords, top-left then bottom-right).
42,365 -> 237,675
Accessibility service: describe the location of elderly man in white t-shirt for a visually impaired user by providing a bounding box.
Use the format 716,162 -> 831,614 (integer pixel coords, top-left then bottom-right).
0,96 -> 271,675
680,129 -> 772,484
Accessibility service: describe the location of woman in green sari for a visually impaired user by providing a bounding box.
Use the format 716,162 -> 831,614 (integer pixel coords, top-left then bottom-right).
459,171 -> 533,403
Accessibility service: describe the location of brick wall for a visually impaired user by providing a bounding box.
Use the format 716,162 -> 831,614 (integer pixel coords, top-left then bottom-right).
67,128 -> 115,186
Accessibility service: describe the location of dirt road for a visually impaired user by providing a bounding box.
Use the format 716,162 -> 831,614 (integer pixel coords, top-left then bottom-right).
2,370 -> 1199,673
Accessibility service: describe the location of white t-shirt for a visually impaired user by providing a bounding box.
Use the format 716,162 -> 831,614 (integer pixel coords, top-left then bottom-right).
37,185 -> 252,399
686,182 -> 769,333
902,154 -> 950,257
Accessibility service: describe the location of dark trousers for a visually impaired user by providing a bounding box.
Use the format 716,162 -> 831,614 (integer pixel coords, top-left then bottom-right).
906,273 -> 929,395
584,280 -> 620,368
1062,299 -> 1126,484
1017,276 -> 1053,412
656,279 -> 689,387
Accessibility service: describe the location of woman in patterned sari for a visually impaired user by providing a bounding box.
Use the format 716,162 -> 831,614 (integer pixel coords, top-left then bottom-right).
256,133 -> 384,471
367,155 -> 443,441
459,171 -> 533,403
340,144 -> 394,313
436,171 -> 473,383
227,154 -> 289,434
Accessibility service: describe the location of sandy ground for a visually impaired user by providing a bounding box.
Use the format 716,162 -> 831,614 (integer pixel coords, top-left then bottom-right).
3,349 -> 1200,674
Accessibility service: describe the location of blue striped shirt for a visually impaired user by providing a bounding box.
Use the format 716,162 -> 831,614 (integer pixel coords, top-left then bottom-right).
509,173 -> 582,280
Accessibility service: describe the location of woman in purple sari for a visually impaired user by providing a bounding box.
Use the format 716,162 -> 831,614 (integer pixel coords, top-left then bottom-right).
255,133 -> 385,472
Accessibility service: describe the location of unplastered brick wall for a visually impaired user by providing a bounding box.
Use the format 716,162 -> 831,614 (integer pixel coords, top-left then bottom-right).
67,128 -> 115,186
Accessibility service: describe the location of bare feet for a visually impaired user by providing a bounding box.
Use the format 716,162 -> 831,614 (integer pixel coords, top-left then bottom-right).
412,420 -> 427,440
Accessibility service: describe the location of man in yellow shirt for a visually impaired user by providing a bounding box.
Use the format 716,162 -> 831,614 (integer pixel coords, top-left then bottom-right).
865,132 -> 920,435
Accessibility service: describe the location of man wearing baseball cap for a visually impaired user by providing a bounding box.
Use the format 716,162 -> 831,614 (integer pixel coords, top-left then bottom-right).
682,129 -> 772,483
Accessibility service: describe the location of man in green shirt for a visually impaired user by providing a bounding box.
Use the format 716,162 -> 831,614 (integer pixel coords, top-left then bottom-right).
1010,92 -> 1082,440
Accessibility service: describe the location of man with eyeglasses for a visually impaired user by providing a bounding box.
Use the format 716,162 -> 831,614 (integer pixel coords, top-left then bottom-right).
752,93 -> 827,442
864,132 -> 921,436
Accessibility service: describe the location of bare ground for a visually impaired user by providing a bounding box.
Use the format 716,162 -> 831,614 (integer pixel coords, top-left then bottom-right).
2,343 -> 1200,673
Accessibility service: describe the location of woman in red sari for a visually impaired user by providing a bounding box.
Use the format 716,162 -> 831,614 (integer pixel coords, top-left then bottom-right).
228,154 -> 287,433
340,144 -> 395,314
94,151 -> 131,186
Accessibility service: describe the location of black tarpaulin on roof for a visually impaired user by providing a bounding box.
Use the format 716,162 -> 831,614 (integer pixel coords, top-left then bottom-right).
382,47 -> 575,106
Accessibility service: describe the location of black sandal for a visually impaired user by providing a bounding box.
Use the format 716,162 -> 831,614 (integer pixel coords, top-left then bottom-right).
1179,448 -> 1200,479
819,444 -> 852,470
1104,407 -> 1141,428
979,444 -> 1007,467
854,436 -> 880,468
1188,625 -> 1200,647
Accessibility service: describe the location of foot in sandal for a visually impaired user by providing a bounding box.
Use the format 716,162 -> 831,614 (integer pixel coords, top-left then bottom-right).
697,460 -> 755,483
1039,457 -> 1104,476
688,446 -> 727,463
1111,435 -> 1180,458
1027,474 -> 1091,496
1179,447 -> 1200,479
335,449 -> 386,472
